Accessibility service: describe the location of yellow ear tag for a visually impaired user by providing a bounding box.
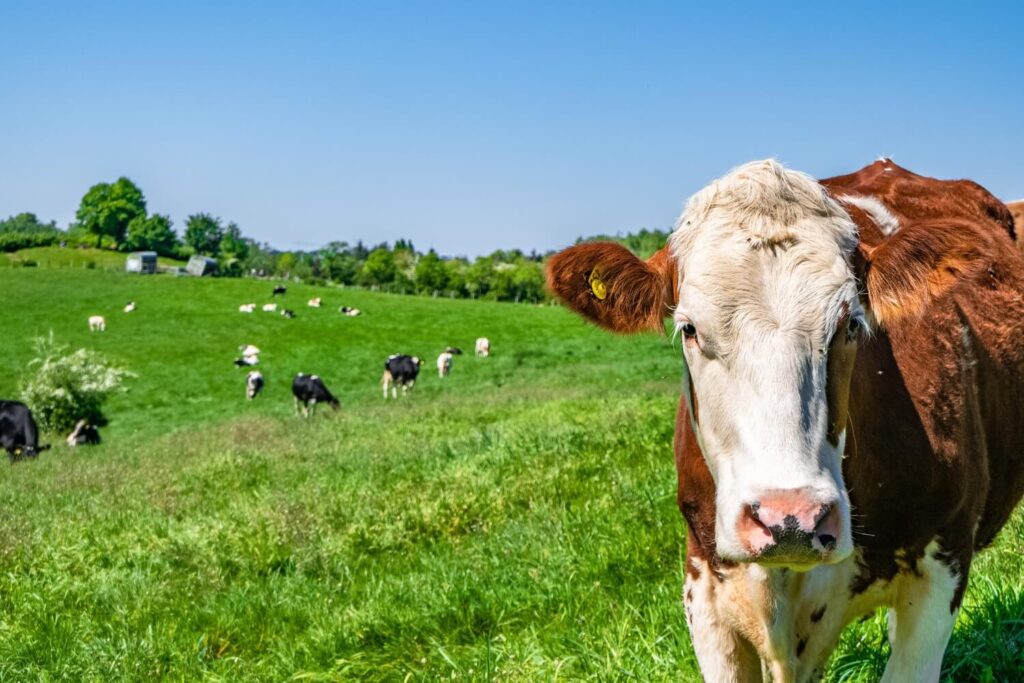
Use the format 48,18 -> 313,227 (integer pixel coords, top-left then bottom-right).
588,269 -> 607,300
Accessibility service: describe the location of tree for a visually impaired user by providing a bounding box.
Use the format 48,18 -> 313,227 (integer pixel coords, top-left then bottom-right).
123,214 -> 178,255
443,258 -> 468,297
275,252 -> 297,277
0,212 -> 59,234
241,242 -> 277,275
415,249 -> 448,294
511,260 -> 546,302
218,222 -> 250,262
184,213 -> 224,256
74,177 -> 147,247
319,242 -> 359,284
358,247 -> 396,287
394,238 -> 415,252
465,256 -> 495,299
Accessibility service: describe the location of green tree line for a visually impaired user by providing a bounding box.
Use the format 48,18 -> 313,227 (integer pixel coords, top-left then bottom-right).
3,177 -> 668,304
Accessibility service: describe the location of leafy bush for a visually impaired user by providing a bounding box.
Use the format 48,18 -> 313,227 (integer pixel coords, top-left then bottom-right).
0,231 -> 62,252
20,334 -> 133,433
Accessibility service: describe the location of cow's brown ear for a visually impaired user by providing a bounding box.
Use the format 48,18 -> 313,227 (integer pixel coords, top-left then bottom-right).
858,221 -> 1002,325
546,242 -> 678,333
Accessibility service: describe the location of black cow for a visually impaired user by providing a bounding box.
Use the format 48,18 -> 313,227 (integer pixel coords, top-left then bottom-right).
280,309 -> 296,319
272,285 -> 287,296
382,354 -> 424,399
66,419 -> 101,447
0,401 -> 50,462
246,371 -> 264,400
292,373 -> 340,416
445,347 -> 463,355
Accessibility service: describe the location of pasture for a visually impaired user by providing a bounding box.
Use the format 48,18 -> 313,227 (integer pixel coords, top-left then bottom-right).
0,268 -> 1021,681
1,246 -> 186,271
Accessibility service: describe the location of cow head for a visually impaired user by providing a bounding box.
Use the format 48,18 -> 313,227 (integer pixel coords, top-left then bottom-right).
548,160 -> 866,569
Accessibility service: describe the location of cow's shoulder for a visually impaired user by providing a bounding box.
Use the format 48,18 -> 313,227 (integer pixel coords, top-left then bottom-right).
822,159 -> 1015,244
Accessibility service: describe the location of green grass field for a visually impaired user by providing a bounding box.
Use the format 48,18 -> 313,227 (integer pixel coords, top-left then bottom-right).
0,268 -> 1021,681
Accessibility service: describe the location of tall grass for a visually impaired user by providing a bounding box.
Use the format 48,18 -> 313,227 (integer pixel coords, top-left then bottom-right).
0,268 -> 1020,680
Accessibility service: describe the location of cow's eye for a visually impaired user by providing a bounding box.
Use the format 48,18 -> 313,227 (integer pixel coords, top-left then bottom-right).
681,322 -> 697,340
846,316 -> 864,340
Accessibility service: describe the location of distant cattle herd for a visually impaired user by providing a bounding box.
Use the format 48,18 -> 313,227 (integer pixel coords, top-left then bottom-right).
1,284 -> 493,460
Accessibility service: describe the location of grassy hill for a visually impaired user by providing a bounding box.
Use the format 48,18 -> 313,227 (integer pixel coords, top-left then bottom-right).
0,268 -> 1020,680
1,246 -> 186,271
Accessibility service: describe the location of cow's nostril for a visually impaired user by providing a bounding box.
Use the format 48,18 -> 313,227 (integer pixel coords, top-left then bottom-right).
749,502 -> 761,520
818,534 -> 836,549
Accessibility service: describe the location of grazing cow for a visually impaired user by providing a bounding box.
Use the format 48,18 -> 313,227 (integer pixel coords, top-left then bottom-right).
292,373 -> 340,416
262,303 -> 278,313
123,301 -> 136,313
272,285 -> 287,296
446,346 -> 463,355
382,354 -> 423,398
546,159 -> 1024,682
475,337 -> 490,356
280,309 -> 296,319
88,315 -> 106,332
246,371 -> 264,400
308,297 -> 322,308
437,351 -> 453,378
339,306 -> 362,317
66,419 -> 101,447
239,303 -> 256,313
0,401 -> 50,462
239,344 -> 261,357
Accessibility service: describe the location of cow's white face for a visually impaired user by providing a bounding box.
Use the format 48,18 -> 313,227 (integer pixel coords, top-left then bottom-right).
669,161 -> 863,568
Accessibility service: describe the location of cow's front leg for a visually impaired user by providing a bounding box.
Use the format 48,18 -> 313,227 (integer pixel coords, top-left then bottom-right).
881,543 -> 963,683
684,562 -> 763,683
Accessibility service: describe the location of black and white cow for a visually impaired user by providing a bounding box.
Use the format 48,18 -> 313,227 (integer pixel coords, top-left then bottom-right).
292,373 -> 340,416
382,354 -> 423,399
272,285 -> 287,296
66,419 -> 101,447
280,309 -> 296,319
0,400 -> 50,462
246,371 -> 264,400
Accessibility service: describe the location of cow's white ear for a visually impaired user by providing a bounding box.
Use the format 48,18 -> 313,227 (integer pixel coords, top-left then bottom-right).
546,243 -> 677,334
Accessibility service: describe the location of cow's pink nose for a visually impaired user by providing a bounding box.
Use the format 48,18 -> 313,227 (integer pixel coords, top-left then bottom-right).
737,488 -> 841,557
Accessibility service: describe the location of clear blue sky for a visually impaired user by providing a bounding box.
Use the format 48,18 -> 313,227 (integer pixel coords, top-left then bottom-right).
2,2 -> 1022,256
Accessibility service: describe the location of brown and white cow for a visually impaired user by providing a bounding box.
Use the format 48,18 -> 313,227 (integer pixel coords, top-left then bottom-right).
547,159 -> 1024,682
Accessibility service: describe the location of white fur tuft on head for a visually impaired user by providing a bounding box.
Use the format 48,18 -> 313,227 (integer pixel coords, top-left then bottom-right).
673,159 -> 857,255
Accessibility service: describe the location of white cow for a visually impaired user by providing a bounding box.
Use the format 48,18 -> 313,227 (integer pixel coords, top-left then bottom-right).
262,303 -> 278,313
437,351 -> 453,378
88,315 -> 106,332
239,303 -> 256,313
308,297 -> 322,308
475,337 -> 490,357
123,301 -> 136,313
